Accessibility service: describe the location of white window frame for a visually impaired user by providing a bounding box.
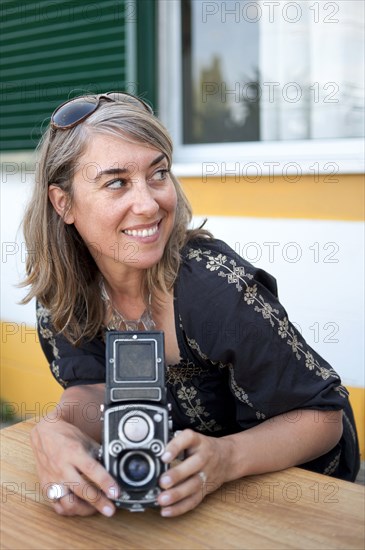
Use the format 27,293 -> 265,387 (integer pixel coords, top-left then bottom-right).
158,0 -> 364,177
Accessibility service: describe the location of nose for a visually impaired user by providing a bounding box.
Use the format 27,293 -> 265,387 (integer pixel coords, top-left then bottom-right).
129,181 -> 159,217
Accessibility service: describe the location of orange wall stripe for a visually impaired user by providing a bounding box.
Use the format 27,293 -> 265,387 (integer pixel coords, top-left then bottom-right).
179,174 -> 365,221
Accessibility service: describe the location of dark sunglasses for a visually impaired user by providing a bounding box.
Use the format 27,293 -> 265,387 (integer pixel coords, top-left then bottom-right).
50,91 -> 153,131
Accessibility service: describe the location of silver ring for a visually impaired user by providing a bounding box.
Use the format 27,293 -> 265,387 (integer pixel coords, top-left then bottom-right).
93,445 -> 103,461
47,483 -> 70,502
198,471 -> 207,484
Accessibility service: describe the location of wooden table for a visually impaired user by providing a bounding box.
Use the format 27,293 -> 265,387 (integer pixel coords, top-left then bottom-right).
1,420 -> 364,550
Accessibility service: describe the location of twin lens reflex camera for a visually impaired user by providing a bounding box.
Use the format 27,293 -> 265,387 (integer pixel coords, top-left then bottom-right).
101,331 -> 172,512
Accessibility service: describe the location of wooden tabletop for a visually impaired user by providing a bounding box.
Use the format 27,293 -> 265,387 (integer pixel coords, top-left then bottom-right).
1,420 -> 364,550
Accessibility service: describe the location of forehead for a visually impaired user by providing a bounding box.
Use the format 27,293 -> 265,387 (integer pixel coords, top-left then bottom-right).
80,133 -> 161,161
73,133 -> 166,181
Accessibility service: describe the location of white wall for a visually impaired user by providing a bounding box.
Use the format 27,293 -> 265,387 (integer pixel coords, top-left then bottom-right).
198,215 -> 364,388
1,173 -> 36,325
1,173 -> 364,387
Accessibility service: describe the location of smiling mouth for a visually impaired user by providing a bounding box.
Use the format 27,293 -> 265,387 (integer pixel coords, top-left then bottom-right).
123,223 -> 159,238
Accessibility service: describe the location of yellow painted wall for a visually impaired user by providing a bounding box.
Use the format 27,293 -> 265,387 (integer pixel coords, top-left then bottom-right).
1,322 -> 62,418
180,173 -> 364,221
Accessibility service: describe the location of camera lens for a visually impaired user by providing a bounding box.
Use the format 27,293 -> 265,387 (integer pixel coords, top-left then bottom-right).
125,454 -> 149,481
119,451 -> 155,487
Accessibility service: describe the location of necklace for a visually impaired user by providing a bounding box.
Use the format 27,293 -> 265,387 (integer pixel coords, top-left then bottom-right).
100,279 -> 156,331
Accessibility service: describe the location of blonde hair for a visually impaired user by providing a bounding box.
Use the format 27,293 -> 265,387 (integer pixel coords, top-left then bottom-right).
21,98 -> 211,344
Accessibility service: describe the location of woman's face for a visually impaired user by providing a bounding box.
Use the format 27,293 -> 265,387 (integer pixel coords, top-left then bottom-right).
51,133 -> 177,279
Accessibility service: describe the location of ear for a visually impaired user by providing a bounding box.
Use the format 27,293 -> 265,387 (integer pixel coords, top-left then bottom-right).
48,185 -> 74,224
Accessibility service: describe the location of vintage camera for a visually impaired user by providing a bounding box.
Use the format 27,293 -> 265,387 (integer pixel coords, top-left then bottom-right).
101,330 -> 172,512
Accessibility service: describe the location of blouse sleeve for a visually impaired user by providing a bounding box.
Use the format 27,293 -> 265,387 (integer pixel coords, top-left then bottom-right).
177,239 -> 348,429
36,301 -> 106,388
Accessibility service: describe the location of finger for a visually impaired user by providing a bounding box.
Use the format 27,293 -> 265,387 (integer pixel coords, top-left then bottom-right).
53,493 -> 97,517
161,429 -> 198,463
158,472 -> 201,509
159,453 -> 204,489
160,488 -> 203,518
60,467 -> 117,517
73,453 -> 120,501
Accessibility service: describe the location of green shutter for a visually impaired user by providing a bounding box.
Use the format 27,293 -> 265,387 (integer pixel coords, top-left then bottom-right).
1,0 -> 131,151
136,0 -> 156,110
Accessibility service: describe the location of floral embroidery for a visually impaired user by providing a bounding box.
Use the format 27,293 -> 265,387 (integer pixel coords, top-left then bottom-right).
187,249 -> 203,262
185,335 -> 230,371
323,452 -> 341,476
178,384 -> 222,433
334,385 -> 349,399
185,336 -> 210,363
187,246 -> 341,385
228,366 -> 266,420
343,409 -> 357,445
278,317 -> 289,338
287,330 -> 303,360
51,362 -> 61,381
305,352 -> 316,371
36,302 -> 68,388
166,360 -> 204,384
226,266 -> 246,291
206,254 -> 226,271
166,359 -> 222,433
244,284 -> 257,305
177,386 -> 211,428
254,296 -> 279,328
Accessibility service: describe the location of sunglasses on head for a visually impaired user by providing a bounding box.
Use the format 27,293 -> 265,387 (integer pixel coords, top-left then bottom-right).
50,91 -> 153,131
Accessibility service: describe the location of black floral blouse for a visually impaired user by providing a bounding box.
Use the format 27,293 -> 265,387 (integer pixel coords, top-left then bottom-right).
37,238 -> 360,481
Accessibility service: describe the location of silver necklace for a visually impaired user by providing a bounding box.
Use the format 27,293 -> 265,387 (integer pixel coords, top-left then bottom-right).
100,279 -> 156,331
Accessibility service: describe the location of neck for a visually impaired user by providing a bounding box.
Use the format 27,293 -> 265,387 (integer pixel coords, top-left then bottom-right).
100,267 -> 145,305
93,251 -> 146,298
100,278 -> 155,331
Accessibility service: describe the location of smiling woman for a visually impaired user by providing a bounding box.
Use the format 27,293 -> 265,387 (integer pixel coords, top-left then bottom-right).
49,137 -> 177,281
20,91 -> 360,520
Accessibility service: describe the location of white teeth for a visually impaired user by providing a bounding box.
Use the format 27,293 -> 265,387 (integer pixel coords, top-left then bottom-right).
124,225 -> 158,238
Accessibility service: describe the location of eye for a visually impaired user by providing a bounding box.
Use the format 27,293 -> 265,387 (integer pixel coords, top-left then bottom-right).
151,168 -> 170,182
106,178 -> 126,189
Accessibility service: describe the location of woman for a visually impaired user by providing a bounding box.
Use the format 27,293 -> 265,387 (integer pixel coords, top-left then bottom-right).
22,92 -> 359,518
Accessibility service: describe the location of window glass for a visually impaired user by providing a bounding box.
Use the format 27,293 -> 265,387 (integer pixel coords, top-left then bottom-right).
181,0 -> 364,144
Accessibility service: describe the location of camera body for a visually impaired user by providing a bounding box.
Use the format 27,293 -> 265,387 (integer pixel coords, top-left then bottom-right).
102,330 -> 172,512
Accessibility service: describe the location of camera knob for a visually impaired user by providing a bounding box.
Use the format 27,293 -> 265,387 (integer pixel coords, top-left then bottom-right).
150,440 -> 163,455
110,440 -> 124,456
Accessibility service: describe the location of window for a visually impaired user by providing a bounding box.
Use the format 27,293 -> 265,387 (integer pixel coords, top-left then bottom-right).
158,0 -> 364,172
182,0 -> 260,144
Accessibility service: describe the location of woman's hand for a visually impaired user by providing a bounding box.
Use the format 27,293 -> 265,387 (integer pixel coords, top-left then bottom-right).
157,410 -> 343,517
157,429 -> 232,517
30,411 -> 120,517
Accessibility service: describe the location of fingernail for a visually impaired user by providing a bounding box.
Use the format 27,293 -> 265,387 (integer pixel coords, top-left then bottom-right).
161,508 -> 172,517
160,475 -> 172,487
54,503 -> 64,515
102,505 -> 115,517
107,486 -> 119,499
161,451 -> 172,463
160,494 -> 171,505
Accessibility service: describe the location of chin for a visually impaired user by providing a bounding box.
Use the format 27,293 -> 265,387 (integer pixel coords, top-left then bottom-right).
133,248 -> 166,271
